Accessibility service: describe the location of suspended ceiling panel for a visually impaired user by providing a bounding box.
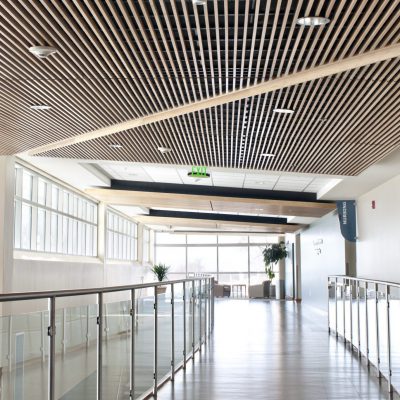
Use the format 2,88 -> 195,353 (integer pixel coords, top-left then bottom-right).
1,1 -> 399,175
86,187 -> 336,218
97,162 -> 337,192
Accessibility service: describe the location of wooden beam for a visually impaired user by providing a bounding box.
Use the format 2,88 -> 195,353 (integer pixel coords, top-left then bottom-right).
27,43 -> 400,156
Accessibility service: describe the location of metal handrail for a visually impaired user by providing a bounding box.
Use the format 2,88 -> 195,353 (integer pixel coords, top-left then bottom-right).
329,274 -> 400,288
327,275 -> 399,395
0,277 -> 209,302
0,276 -> 215,400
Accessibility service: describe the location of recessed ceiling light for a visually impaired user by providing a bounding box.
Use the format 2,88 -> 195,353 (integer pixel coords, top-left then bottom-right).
193,0 -> 206,5
261,153 -> 275,157
297,16 -> 330,27
28,46 -> 58,59
273,108 -> 294,114
108,143 -> 123,149
30,105 -> 51,110
158,146 -> 172,154
319,117 -> 328,122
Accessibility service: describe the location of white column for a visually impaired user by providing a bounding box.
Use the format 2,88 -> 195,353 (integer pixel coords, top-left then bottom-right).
277,235 -> 286,300
0,156 -> 15,294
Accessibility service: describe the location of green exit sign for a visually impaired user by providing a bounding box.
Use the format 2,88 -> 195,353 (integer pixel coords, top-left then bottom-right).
188,166 -> 210,178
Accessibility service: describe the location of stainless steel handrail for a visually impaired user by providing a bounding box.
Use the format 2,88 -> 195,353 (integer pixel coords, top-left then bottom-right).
328,275 -> 398,395
0,276 -> 215,400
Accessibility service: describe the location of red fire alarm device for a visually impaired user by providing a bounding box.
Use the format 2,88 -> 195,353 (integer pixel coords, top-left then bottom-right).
372,200 -> 376,209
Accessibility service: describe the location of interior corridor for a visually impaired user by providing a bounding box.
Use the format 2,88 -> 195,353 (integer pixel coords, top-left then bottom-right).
158,299 -> 397,400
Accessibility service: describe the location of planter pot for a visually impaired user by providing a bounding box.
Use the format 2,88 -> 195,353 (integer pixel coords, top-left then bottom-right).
263,281 -> 271,298
155,286 -> 167,295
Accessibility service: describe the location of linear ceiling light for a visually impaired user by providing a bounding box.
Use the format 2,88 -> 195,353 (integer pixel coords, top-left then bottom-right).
193,0 -> 207,5
297,17 -> 330,27
273,108 -> 294,114
28,46 -> 58,59
108,143 -> 123,149
261,153 -> 275,157
30,105 -> 51,110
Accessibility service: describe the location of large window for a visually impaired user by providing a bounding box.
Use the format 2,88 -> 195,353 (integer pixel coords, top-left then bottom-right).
106,210 -> 137,261
155,233 -> 279,284
14,165 -> 98,256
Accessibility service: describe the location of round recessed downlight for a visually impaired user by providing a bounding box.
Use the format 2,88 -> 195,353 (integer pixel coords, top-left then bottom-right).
158,146 -> 172,154
28,46 -> 58,59
108,143 -> 123,149
273,108 -> 294,114
297,16 -> 330,27
30,105 -> 51,110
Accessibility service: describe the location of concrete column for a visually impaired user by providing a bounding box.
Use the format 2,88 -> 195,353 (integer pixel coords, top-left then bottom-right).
295,233 -> 302,301
0,156 -> 15,295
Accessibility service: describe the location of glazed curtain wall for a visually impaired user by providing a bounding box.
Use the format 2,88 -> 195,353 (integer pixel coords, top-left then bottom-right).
154,232 -> 279,287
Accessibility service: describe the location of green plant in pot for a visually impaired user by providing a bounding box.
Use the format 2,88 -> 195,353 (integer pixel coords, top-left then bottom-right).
151,263 -> 170,294
262,241 -> 288,298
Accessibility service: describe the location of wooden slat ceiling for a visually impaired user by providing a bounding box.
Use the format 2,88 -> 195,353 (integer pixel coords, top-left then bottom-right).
1,1 -> 399,175
86,187 -> 336,218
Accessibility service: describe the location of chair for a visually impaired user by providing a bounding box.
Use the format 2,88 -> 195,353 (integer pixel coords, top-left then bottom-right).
248,284 -> 264,298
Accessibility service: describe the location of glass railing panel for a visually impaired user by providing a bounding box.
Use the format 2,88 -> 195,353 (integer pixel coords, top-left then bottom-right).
366,282 -> 378,369
194,280 -> 201,350
336,280 -> 344,337
328,278 -> 336,333
185,282 -> 193,359
0,299 -> 49,400
134,288 -> 154,399
358,282 -> 368,357
55,296 -> 98,399
157,284 -> 172,384
377,284 -> 389,380
173,283 -> 184,368
101,291 -> 131,400
344,281 -> 352,343
390,285 -> 400,393
351,281 -> 359,350
201,280 -> 208,341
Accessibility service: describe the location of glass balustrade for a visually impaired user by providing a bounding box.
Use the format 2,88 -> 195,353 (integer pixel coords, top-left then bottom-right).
0,276 -> 214,400
328,276 -> 399,394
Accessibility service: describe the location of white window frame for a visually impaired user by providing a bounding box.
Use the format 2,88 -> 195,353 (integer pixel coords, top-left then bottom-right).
14,164 -> 98,257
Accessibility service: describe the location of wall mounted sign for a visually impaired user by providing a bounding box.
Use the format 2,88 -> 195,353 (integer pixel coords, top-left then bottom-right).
336,200 -> 357,242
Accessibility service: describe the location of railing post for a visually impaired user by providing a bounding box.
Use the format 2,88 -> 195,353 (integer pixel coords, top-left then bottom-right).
97,292 -> 103,400
199,279 -> 202,352
349,282 -> 353,349
204,279 -> 207,345
386,285 -> 392,393
327,278 -> 330,334
183,281 -> 186,369
335,277 -> 338,339
212,277 -> 215,331
86,304 -> 90,348
171,283 -> 175,381
49,297 -> 56,400
62,308 -> 67,355
365,283 -> 370,368
375,283 -> 381,378
130,289 -> 135,399
357,281 -> 361,358
192,280 -> 195,358
208,278 -> 211,337
343,279 -> 346,343
154,286 -> 158,398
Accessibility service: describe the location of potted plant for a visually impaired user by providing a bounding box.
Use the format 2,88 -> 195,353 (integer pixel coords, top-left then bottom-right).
151,263 -> 170,294
262,241 -> 288,298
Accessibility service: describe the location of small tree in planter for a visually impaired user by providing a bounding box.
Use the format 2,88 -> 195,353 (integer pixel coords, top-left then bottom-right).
262,241 -> 288,298
151,264 -> 170,294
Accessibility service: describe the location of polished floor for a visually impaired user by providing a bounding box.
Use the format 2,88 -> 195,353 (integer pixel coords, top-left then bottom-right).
157,299 -> 399,400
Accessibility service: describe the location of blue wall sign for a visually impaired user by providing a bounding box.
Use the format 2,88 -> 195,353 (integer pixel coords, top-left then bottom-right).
336,200 -> 357,242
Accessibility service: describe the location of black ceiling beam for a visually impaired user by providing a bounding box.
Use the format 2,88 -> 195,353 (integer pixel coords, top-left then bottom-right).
109,179 -> 331,203
148,209 -> 293,226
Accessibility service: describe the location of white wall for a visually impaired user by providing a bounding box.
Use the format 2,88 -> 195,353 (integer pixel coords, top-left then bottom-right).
300,211 -> 347,311
357,174 -> 400,283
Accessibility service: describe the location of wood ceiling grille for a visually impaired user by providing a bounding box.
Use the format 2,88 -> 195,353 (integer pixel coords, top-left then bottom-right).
0,0 -> 399,175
